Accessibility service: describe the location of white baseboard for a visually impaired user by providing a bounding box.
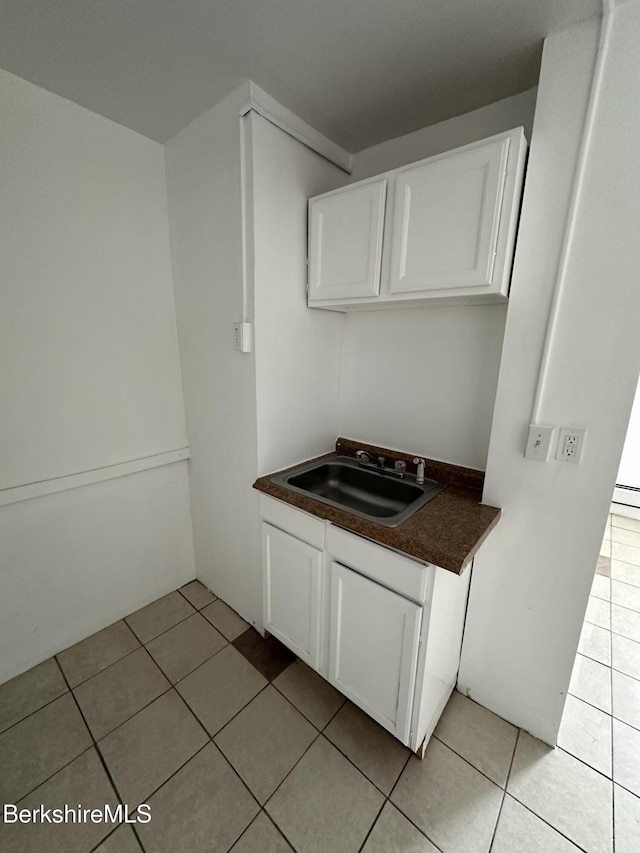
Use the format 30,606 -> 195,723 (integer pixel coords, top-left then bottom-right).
611,495 -> 640,521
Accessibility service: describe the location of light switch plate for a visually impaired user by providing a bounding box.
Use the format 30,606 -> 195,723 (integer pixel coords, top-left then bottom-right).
525,425 -> 555,461
232,322 -> 252,353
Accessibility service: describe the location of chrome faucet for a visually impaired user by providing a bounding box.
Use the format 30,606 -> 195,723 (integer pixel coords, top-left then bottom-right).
413,457 -> 426,484
355,450 -> 407,478
355,450 -> 385,468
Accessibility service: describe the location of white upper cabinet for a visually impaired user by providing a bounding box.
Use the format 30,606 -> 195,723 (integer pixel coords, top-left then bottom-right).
307,128 -> 527,310
389,137 -> 508,293
308,178 -> 386,302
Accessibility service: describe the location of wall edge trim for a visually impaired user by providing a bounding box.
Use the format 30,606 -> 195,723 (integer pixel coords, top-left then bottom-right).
0,448 -> 191,507
240,81 -> 353,173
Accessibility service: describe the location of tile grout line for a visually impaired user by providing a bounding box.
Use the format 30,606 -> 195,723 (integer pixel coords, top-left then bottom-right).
3,659 -> 100,806
54,657 -> 153,853
383,749 -> 445,853
383,750 -> 449,852
12,582 -> 635,852
176,582 -> 218,610
610,626 -> 640,645
92,681 -> 175,741
488,728 -> 520,852
610,643 -> 616,853
78,646 -> 259,807
236,727 -> 324,835
554,744 -> 617,785
576,648 -> 612,669
125,604 -> 197,647
322,730 -> 409,800
55,594 -> 208,694
609,576 -> 640,593
60,642 -> 142,691
74,636 -> 235,745
609,602 -> 615,853
356,798 -> 388,853
610,600 -> 640,618
270,676 -> 346,731
261,809 -> 297,851
611,664 -> 640,682
259,728 -> 323,808
500,697 -> 613,849
584,616 -> 612,633
253,682 -> 435,833
8,741 -> 97,811
230,809 -> 295,852
142,632 -> 231,690
431,732 -> 513,791
614,779 -> 640,802
386,751 -> 412,802
606,514 -> 616,853
567,685 -> 612,717
208,681 -> 272,737
506,792 -> 593,853
0,682 -> 70,738
77,598 -> 236,697
116,738 -> 214,852
202,668 -> 351,837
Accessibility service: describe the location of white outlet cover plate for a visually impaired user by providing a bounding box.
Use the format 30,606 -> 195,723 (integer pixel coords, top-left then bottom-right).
556,427 -> 586,463
232,322 -> 252,353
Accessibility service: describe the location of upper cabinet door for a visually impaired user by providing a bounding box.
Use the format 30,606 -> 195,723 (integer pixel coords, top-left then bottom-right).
308,179 -> 387,302
388,137 -> 510,294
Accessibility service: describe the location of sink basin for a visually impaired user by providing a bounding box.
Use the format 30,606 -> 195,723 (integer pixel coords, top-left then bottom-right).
272,455 -> 445,528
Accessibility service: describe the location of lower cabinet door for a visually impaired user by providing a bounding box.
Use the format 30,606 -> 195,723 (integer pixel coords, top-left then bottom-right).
262,522 -> 323,668
328,561 -> 422,745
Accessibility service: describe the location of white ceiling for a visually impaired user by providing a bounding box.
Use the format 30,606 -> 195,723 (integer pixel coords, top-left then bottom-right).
0,0 -> 600,150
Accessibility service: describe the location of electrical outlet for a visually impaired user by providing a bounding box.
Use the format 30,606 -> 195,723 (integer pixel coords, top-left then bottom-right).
556,428 -> 586,463
525,425 -> 555,461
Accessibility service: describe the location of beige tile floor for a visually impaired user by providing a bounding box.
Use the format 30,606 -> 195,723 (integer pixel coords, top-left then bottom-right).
0,520 -> 639,852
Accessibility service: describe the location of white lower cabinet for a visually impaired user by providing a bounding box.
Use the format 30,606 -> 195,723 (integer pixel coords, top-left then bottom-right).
262,522 -> 322,669
259,494 -> 471,754
329,561 -> 422,743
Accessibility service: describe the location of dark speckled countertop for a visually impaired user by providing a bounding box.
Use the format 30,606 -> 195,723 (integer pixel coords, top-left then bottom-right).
253,438 -> 501,575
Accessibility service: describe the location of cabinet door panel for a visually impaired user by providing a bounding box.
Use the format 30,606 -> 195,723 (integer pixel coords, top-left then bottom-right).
329,562 -> 422,744
262,523 -> 322,668
308,179 -> 386,301
389,137 -> 509,293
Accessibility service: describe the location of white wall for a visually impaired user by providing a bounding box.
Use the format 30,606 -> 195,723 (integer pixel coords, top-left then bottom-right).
617,375 -> 640,489
339,90 -> 537,469
165,84 -> 263,626
350,88 -> 537,181
251,113 -> 347,475
0,69 -> 187,487
0,465 -> 194,684
0,69 -> 195,683
339,305 -> 508,469
459,6 -> 640,744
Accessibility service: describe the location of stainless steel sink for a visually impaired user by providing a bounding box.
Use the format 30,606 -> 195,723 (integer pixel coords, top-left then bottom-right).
271,454 -> 445,528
